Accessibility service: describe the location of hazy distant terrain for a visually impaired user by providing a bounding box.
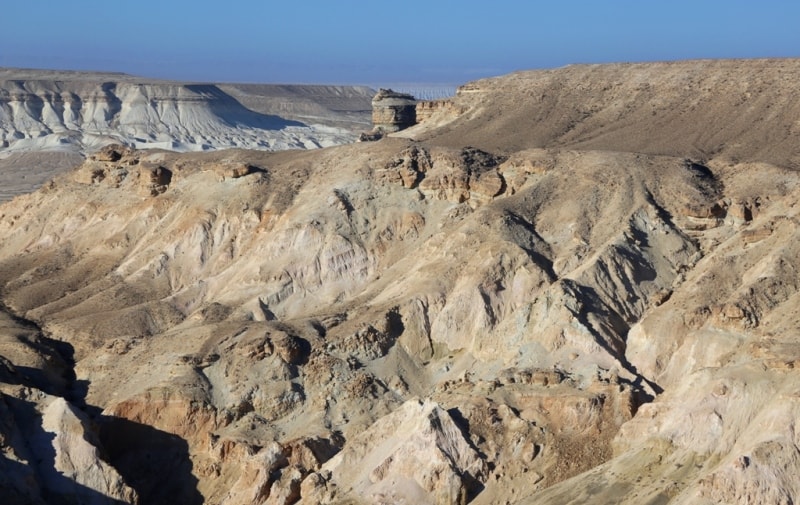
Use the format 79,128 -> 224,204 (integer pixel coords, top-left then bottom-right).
218,83 -> 375,130
2,59 -> 800,505
0,68 -> 373,153
0,68 -> 375,200
0,151 -> 84,201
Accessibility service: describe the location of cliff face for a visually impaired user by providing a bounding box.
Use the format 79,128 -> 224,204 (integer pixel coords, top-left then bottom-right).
219,83 -> 374,131
1,59 -> 800,505
0,72 -> 372,155
415,98 -> 464,124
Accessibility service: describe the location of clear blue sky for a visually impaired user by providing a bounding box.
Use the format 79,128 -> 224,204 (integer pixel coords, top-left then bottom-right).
1,0 -> 798,85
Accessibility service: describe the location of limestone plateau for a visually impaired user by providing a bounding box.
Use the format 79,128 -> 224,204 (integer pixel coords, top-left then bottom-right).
1,59 -> 800,504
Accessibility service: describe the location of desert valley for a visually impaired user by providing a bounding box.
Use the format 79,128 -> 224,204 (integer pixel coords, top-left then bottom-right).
1,58 -> 800,504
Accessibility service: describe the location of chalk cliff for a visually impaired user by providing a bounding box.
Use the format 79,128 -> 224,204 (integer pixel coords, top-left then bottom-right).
0,70 -> 372,154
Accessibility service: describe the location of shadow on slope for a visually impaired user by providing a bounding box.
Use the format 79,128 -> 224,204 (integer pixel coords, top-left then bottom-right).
0,395 -> 131,505
186,84 -> 307,130
0,318 -> 202,505
97,415 -> 203,505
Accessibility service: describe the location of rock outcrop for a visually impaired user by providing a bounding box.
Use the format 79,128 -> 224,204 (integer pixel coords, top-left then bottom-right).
302,399 -> 487,505
360,89 -> 417,140
415,99 -> 464,124
371,89 -> 416,132
0,310 -> 137,504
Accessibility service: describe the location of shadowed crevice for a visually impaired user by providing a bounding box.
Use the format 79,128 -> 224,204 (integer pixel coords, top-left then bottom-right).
97,416 -> 203,505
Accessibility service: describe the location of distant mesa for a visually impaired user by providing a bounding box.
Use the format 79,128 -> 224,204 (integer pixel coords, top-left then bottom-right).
0,71 -> 374,157
360,88 -> 417,141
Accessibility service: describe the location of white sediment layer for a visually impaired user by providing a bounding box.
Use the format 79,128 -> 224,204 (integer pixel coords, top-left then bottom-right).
0,80 -> 358,154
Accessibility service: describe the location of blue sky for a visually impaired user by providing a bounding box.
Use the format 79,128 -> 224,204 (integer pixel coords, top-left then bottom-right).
1,0 -> 798,85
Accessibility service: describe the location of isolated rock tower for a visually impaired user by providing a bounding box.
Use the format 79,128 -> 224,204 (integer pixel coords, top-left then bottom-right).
360,89 -> 417,140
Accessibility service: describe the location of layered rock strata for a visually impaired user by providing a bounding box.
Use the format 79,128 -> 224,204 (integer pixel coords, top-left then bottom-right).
0,71 -> 371,155
360,89 -> 417,140
0,59 -> 799,504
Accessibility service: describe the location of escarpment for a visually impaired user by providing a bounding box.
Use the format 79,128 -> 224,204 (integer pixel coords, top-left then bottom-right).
0,69 -> 373,157
2,59 -> 800,504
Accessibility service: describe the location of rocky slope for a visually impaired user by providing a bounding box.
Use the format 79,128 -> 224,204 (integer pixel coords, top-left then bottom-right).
0,59 -> 799,504
403,58 -> 800,169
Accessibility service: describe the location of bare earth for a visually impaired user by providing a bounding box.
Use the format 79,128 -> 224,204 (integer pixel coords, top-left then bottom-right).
1,59 -> 800,505
0,151 -> 84,201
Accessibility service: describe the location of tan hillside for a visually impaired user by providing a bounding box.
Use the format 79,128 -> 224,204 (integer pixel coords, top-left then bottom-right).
0,59 -> 799,504
405,59 -> 800,169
